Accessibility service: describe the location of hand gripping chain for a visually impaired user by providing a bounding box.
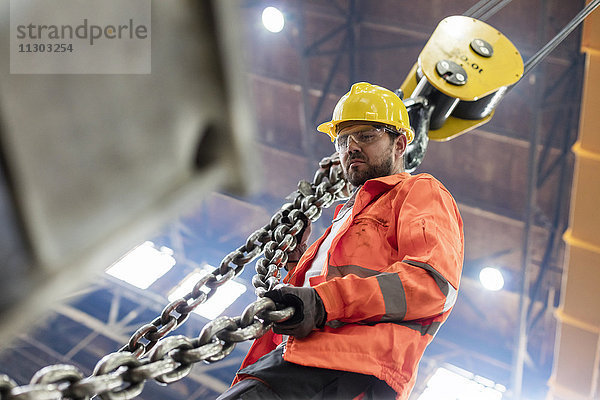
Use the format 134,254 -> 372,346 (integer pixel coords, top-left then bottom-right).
0,153 -> 351,400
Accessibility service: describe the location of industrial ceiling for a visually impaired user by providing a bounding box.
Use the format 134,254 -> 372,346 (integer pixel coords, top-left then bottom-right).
0,0 -> 596,399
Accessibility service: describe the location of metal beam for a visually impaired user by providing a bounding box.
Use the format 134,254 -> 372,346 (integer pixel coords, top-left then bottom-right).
434,337 -> 513,371
310,34 -> 348,125
297,1 -> 320,163
308,41 -> 426,57
536,67 -> 580,188
348,0 -> 357,85
526,64 -> 581,332
304,23 -> 347,57
511,0 -> 549,397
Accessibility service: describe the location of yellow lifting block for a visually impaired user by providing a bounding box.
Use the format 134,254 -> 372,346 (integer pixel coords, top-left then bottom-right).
401,16 -> 523,141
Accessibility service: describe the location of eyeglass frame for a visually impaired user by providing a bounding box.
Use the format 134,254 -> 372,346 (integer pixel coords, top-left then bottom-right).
334,124 -> 401,153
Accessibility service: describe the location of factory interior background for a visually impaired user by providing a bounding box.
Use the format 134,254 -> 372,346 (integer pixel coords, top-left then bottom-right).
0,1 -> 599,399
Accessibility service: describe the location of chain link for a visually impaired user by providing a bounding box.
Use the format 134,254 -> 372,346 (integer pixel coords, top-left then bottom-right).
0,153 -> 350,400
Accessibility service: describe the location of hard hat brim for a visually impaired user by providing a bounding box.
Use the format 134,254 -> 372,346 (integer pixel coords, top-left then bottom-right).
317,121 -> 336,141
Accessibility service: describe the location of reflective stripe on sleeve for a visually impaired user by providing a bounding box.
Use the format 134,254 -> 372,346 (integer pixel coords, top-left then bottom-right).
376,273 -> 407,321
327,319 -> 442,337
397,320 -> 442,337
404,260 -> 457,312
326,264 -> 381,279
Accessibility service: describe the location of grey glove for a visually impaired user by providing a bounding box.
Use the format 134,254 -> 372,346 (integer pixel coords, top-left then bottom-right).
264,285 -> 327,339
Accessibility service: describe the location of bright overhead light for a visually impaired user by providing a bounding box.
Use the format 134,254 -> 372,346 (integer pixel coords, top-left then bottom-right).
479,267 -> 505,291
417,365 -> 505,400
262,6 -> 285,33
168,269 -> 247,319
106,241 -> 176,289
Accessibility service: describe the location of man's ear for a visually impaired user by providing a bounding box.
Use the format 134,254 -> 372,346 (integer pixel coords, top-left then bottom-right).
395,133 -> 408,157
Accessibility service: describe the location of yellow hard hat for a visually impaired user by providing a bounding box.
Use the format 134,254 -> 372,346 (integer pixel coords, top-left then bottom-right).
317,82 -> 414,144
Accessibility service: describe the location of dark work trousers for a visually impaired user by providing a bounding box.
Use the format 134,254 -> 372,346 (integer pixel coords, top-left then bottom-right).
216,345 -> 396,400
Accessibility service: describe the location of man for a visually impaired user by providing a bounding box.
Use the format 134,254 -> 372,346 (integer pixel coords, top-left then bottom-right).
218,82 -> 464,399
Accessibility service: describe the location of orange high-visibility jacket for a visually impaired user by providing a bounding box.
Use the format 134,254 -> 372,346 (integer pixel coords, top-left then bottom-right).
238,173 -> 464,399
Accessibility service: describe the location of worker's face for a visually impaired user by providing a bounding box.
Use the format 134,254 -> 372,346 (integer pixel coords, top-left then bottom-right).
337,123 -> 407,187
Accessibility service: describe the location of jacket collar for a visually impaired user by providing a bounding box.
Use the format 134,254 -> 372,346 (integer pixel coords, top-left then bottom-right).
352,172 -> 411,214
364,172 -> 411,189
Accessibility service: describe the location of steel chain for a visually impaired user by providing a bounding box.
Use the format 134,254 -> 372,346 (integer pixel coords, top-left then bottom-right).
0,153 -> 351,400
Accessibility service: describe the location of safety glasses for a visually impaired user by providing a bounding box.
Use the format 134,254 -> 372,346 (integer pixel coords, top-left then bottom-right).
334,126 -> 396,152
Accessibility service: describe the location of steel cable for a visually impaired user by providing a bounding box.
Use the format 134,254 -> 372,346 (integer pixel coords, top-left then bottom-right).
523,0 -> 600,76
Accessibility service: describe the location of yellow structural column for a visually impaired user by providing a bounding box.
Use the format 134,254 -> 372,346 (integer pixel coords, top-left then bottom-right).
548,3 -> 600,399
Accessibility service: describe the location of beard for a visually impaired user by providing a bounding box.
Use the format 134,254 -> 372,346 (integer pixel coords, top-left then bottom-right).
343,149 -> 395,187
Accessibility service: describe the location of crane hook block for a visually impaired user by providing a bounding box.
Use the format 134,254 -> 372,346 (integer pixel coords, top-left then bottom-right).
400,15 -> 524,141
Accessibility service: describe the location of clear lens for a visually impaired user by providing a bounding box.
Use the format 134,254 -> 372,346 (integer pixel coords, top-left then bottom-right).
334,127 -> 385,152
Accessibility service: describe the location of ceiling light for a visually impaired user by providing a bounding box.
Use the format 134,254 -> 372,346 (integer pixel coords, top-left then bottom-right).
168,269 -> 247,319
417,365 -> 505,400
479,267 -> 505,291
262,6 -> 285,33
106,241 -> 176,289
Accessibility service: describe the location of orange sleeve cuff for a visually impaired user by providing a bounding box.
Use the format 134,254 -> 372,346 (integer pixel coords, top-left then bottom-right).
314,281 -> 344,321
